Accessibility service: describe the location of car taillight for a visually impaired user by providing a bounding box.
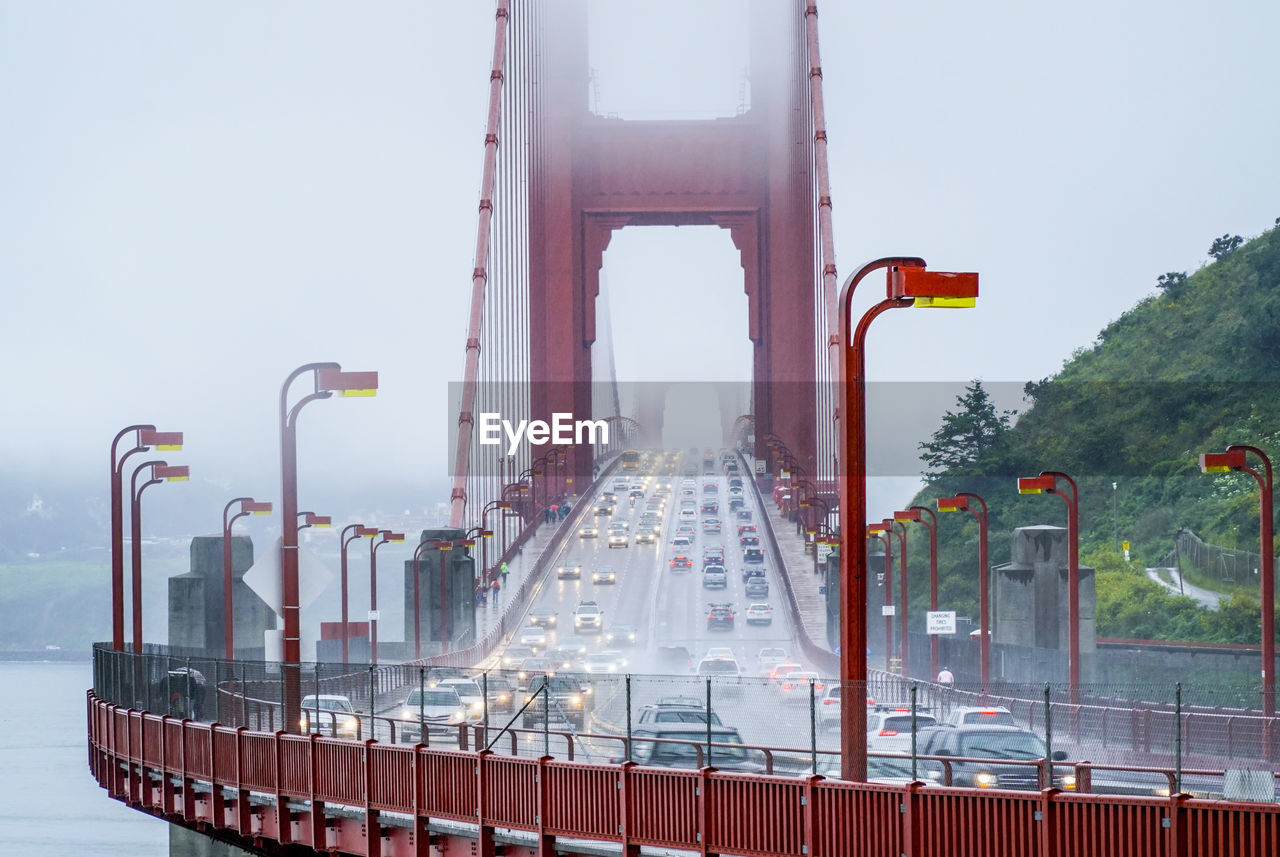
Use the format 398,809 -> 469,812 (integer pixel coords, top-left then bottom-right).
823,698 -> 837,705
878,729 -> 898,737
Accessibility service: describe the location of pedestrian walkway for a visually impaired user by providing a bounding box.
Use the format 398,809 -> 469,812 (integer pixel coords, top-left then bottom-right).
1145,566 -> 1224,609
472,519 -> 564,642
761,497 -> 830,647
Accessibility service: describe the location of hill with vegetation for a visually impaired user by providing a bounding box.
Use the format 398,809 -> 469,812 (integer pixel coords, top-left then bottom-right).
904,224 -> 1280,645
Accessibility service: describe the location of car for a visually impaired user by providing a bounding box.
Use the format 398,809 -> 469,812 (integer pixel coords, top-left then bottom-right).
557,635 -> 590,656
669,554 -> 693,570
728,476 -> 743,489
779,671 -> 826,702
604,624 -> 638,647
594,504 -> 613,517
399,686 -> 466,742
300,694 -> 360,738
817,684 -> 842,728
816,753 -> 922,785
702,564 -> 728,588
656,645 -> 694,672
516,656 -> 557,685
706,603 -> 736,631
573,601 -> 603,633
703,482 -> 718,494
743,547 -> 764,564
592,566 -> 617,584
739,533 -> 760,547
584,651 -> 623,674
529,607 -> 558,627
742,566 -> 765,584
702,518 -> 721,534
866,708 -> 939,751
736,509 -> 753,522
705,646 -> 735,660
738,524 -> 758,536
608,531 -> 629,548
944,706 -> 1017,728
501,646 -> 536,668
675,524 -> 696,539
521,675 -> 591,730
556,562 -> 583,579
437,678 -> 486,722
518,626 -> 549,648
745,577 -> 769,599
696,655 -> 742,679
670,533 -> 693,548
917,725 -> 1072,790
482,674 -> 516,713
728,497 -> 746,511
629,489 -> 644,500
700,501 -> 719,515
679,508 -> 697,522
618,724 -> 764,772
602,492 -> 618,504
546,647 -> 581,671
756,647 -> 789,674
635,528 -> 657,544
727,486 -> 744,498
768,662 -> 805,683
579,525 -> 598,539
745,602 -> 773,625
702,546 -> 725,565
637,701 -> 722,726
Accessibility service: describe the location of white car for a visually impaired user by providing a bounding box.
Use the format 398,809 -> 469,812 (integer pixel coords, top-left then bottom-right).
592,566 -> 617,584
584,652 -> 622,674
778,671 -> 825,703
300,694 -> 360,738
573,601 -> 603,633
817,684 -> 842,729
518,626 -> 549,649
437,678 -> 486,722
608,531 -> 629,549
867,708 -> 939,752
705,646 -> 735,660
944,706 -> 1017,727
679,508 -> 697,522
745,603 -> 773,625
400,686 -> 467,741
756,647 -> 788,674
579,524 -> 598,539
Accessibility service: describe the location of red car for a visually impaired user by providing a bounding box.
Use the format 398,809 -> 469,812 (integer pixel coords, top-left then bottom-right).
669,554 -> 693,569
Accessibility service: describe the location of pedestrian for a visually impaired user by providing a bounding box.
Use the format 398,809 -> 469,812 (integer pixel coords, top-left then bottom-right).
936,666 -> 955,685
491,577 -> 501,601
500,560 -> 509,581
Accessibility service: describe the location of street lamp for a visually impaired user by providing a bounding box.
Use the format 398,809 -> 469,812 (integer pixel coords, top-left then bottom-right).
434,539 -> 456,645
898,506 -> 940,679
221,497 -> 272,659
1198,446 -> 1274,717
838,256 -> 978,780
938,492 -> 991,692
298,512 -> 331,530
110,426 -> 182,651
411,538 -> 434,660
339,524 -> 379,664
129,461 -> 188,654
279,362 -> 377,730
866,524 -> 894,668
886,519 -> 910,674
1018,471 -> 1081,705
369,530 -> 405,663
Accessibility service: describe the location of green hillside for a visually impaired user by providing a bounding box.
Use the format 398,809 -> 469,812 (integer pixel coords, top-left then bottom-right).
905,225 -> 1280,645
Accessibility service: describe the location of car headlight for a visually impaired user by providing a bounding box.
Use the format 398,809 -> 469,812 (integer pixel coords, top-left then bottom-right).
1061,775 -> 1077,791
299,718 -> 308,729
926,770 -> 942,781
401,708 -> 415,720
570,695 -> 582,706
974,772 -> 997,788
471,702 -> 484,712
449,712 -> 465,723
341,716 -> 357,730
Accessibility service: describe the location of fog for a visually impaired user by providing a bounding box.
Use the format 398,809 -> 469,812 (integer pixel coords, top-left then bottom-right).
2,0 -> 1278,540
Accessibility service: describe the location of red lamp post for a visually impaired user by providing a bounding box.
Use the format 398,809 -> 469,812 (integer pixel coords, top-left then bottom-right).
1198,446 -> 1275,717
867,525 -> 894,667
369,530 -> 405,663
479,499 -> 507,581
411,539 -> 435,660
898,506 -> 940,679
110,426 -> 182,651
279,363 -> 376,728
129,461 -> 188,653
838,257 -> 978,780
1019,471 -> 1080,705
298,512 -> 331,530
338,525 -> 378,664
938,492 -> 991,692
886,519 -> 910,674
221,497 -> 272,660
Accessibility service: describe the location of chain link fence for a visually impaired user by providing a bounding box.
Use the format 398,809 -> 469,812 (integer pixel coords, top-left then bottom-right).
92,644 -> 1280,801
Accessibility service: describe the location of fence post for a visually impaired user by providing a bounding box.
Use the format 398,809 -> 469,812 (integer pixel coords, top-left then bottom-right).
368,665 -> 375,741
542,680 -> 550,757
625,674 -> 633,763
241,662 -> 248,728
313,663 -> 321,734
910,683 -> 919,782
481,670 -> 488,749
809,678 -> 817,775
420,668 -> 427,746
1175,682 -> 1182,795
1043,683 -> 1053,789
705,677 -> 712,767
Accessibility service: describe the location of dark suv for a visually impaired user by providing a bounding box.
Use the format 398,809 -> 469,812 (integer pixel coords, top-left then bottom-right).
706,603 -> 736,631
620,724 -> 764,772
918,725 -> 1069,790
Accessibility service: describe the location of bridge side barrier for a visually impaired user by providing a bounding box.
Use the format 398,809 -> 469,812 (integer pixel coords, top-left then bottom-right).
89,692 -> 1280,857
739,450 -> 838,674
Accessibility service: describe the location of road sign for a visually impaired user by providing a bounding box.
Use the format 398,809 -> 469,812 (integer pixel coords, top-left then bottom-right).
367,610 -> 380,621
1122,541 -> 1130,551
881,605 -> 896,616
816,542 -> 834,564
926,611 -> 957,635
754,460 -> 765,474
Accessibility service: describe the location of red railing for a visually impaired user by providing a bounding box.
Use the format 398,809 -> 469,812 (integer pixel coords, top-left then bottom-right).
88,693 -> 1280,857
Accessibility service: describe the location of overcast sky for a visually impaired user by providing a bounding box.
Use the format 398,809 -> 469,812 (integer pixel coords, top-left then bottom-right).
2,0 -> 1278,531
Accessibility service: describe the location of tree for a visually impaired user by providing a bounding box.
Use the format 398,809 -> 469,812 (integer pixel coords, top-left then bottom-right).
918,380 -> 1013,480
1209,234 -> 1243,260
1156,271 -> 1188,293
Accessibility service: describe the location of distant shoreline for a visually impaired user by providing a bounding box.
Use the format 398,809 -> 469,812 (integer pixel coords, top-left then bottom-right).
0,650 -> 92,663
